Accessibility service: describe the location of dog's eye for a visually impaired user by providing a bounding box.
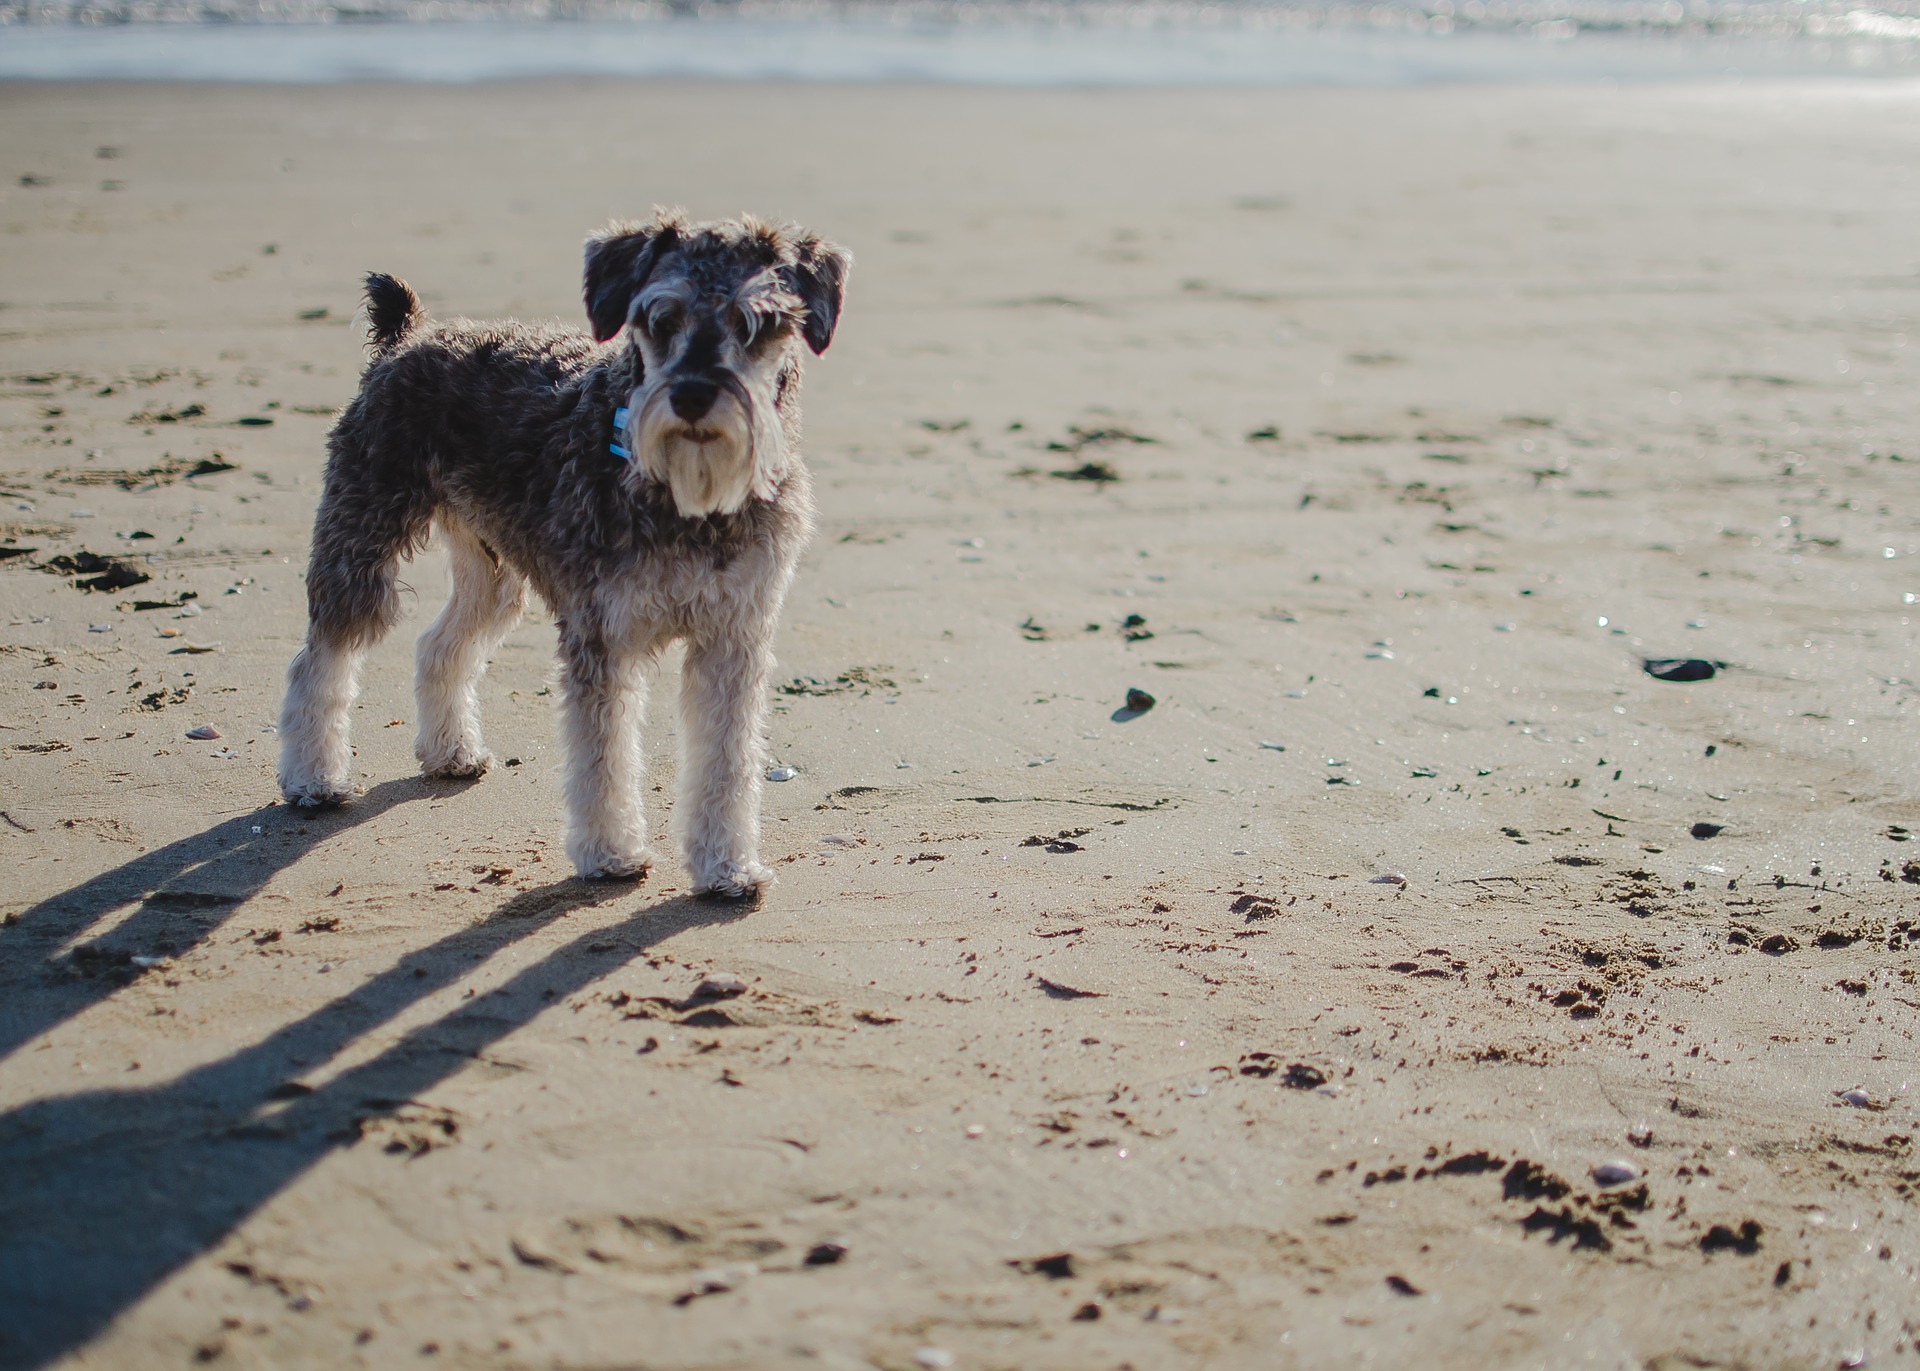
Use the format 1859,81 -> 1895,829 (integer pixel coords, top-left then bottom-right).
645,304 -> 683,336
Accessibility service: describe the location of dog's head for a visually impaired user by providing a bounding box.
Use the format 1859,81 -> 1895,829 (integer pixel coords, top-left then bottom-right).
584,209 -> 851,519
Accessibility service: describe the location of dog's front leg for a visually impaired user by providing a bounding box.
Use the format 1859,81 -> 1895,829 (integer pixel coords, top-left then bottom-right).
558,624 -> 654,880
679,630 -> 775,899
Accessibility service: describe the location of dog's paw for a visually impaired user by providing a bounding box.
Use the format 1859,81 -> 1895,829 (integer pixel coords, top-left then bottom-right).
419,743 -> 494,781
280,780 -> 354,809
571,844 -> 654,882
282,783 -> 355,806
692,860 -> 773,901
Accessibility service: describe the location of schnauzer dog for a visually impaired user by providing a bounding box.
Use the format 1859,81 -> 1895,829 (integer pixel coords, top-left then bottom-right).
277,210 -> 850,898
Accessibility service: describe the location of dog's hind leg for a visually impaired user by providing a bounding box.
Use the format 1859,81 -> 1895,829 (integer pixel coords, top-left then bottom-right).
279,624 -> 368,807
278,478 -> 428,807
558,620 -> 657,880
678,628 -> 775,899
414,520 -> 527,780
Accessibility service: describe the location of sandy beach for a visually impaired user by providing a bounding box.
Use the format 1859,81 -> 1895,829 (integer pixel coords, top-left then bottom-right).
2,74 -> 1918,1369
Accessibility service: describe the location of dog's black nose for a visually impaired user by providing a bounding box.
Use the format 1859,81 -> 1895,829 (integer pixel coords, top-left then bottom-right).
669,379 -> 719,423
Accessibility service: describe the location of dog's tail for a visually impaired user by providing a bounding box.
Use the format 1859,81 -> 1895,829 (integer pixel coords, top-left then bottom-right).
363,273 -> 423,356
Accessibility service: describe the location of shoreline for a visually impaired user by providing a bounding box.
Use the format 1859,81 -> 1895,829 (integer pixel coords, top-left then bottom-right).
3,18 -> 1920,85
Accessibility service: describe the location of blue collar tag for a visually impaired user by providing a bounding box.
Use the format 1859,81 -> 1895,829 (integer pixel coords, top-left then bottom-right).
610,406 -> 632,461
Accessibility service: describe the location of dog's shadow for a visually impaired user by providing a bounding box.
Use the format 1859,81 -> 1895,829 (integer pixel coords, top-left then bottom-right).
0,871 -> 749,1370
0,777 -> 459,1063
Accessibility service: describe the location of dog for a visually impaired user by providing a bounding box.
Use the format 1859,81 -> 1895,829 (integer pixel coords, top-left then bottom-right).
276,209 -> 850,898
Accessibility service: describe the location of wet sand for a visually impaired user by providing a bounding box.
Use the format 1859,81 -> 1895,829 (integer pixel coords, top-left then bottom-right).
1,77 -> 1918,1369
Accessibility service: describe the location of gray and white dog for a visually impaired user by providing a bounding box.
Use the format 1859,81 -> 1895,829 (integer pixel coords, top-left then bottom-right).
277,209 -> 849,897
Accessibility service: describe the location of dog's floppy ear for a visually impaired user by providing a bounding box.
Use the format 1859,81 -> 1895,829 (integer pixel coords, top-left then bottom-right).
583,213 -> 682,343
781,234 -> 852,356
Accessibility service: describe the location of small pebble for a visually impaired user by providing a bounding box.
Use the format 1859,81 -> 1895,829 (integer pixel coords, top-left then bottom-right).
1258,739 -> 1286,751
1627,1122 -> 1654,1148
1591,1160 -> 1641,1187
185,724 -> 221,740
87,624 -> 111,633
1839,1088 -> 1872,1108
913,1349 -> 955,1370
696,973 -> 746,999
964,1123 -> 986,1138
1644,657 -> 1718,683
129,954 -> 168,970
1370,872 -> 1408,886
765,765 -> 796,782
1124,687 -> 1155,713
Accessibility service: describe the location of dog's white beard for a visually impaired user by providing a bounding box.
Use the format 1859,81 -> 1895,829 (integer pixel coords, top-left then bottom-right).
627,378 -> 787,519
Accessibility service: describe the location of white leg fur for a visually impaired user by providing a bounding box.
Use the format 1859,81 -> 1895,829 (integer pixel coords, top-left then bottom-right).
415,521 -> 527,779
679,632 -> 774,898
560,630 -> 654,879
278,633 -> 365,806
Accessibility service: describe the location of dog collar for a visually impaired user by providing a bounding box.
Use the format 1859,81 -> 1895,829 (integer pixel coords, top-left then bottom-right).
610,406 -> 632,462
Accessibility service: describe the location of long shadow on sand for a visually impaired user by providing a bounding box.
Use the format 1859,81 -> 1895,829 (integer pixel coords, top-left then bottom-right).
0,777 -> 450,1063
0,876 -> 749,1370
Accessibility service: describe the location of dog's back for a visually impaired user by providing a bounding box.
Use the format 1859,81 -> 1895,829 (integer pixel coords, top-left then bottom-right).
328,282 -> 612,519
345,283 -> 607,459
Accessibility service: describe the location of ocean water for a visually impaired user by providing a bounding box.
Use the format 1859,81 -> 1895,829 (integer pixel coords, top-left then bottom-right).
2,1 -> 1918,83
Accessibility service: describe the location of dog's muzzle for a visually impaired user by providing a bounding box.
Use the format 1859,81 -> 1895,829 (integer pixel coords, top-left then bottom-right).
622,378 -> 763,519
